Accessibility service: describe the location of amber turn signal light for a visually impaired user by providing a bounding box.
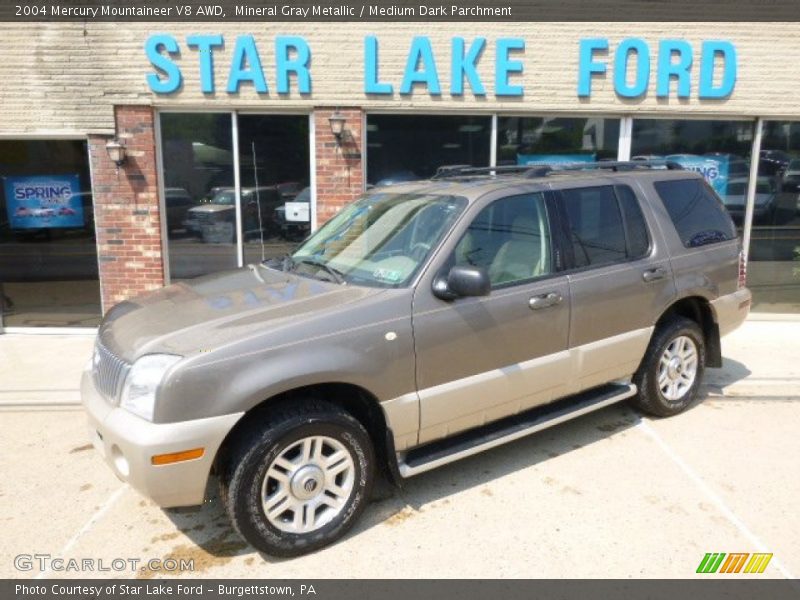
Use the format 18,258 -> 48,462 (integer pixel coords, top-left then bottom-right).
151,448 -> 204,466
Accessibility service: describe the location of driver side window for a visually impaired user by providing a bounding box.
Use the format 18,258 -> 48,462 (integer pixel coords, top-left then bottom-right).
453,193 -> 552,287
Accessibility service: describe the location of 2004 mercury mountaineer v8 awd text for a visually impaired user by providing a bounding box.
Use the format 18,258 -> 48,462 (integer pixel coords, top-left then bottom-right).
82,161 -> 751,556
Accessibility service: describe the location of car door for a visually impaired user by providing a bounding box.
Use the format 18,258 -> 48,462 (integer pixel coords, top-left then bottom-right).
552,182 -> 676,393
412,190 -> 572,445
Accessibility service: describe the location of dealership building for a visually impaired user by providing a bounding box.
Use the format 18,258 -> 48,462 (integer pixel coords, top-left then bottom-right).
1,21 -> 799,330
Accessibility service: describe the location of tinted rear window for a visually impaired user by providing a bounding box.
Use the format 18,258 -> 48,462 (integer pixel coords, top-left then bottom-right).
653,179 -> 736,248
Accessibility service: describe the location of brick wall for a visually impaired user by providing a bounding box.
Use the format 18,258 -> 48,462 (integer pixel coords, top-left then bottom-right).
314,108 -> 365,224
88,105 -> 165,312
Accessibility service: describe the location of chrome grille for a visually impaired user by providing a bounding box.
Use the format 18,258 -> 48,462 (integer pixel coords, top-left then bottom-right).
92,341 -> 131,402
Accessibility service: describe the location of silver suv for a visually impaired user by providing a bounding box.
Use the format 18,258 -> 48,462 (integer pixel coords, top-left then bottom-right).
82,161 -> 751,557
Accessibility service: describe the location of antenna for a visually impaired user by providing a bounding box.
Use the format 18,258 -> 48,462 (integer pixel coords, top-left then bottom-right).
251,141 -> 266,262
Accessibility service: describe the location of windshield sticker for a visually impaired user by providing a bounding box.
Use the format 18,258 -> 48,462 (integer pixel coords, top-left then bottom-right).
372,268 -> 403,283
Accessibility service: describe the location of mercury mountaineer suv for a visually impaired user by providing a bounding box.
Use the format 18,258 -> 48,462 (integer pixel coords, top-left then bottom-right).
82,161 -> 751,557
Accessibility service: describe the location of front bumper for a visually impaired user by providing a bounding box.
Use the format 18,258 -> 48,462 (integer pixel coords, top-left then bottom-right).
711,288 -> 752,338
81,371 -> 243,507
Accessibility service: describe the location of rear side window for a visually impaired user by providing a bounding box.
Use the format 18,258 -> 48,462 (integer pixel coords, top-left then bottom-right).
561,186 -> 627,268
616,185 -> 650,259
653,178 -> 736,248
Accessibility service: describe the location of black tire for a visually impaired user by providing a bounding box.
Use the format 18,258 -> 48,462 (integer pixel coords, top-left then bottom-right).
631,317 -> 706,417
219,400 -> 375,557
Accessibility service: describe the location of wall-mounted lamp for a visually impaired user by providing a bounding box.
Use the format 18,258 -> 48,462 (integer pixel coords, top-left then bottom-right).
105,138 -> 127,168
328,112 -> 347,143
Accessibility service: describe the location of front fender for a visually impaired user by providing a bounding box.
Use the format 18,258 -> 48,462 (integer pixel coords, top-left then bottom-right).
155,293 -> 416,423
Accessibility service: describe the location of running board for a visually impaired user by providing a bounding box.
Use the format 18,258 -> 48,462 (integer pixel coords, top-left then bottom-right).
398,383 -> 637,478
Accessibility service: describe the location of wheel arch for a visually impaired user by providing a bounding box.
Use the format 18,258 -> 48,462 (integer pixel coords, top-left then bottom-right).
213,382 -> 402,488
655,295 -> 722,368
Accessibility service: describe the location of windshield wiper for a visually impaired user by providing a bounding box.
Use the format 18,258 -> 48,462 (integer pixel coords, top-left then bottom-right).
261,254 -> 295,272
295,258 -> 346,285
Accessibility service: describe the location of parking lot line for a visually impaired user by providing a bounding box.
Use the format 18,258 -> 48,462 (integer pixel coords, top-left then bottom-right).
637,420 -> 795,579
35,486 -> 127,580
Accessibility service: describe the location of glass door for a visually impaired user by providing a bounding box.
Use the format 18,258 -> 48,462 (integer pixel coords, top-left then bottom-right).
236,114 -> 311,266
160,112 -> 238,280
159,112 -> 312,280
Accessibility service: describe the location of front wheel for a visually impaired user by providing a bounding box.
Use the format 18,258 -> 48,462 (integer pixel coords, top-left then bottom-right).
220,400 -> 375,557
631,317 -> 706,417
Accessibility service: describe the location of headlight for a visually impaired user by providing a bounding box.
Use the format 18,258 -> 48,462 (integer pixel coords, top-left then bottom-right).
120,354 -> 181,421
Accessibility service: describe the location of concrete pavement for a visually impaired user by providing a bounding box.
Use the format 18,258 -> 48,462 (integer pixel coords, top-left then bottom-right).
0,319 -> 798,578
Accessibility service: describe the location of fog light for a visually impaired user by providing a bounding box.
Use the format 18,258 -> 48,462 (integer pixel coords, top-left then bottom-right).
151,448 -> 205,466
111,445 -> 129,478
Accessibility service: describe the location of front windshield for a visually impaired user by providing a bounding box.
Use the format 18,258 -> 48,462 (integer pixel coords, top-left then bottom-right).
210,190 -> 236,205
286,192 -> 467,287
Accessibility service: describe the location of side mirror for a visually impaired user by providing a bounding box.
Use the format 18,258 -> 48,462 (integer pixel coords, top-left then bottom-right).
432,265 -> 491,300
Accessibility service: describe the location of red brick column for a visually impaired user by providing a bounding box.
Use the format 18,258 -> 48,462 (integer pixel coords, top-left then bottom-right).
314,108 -> 365,225
88,105 -> 165,313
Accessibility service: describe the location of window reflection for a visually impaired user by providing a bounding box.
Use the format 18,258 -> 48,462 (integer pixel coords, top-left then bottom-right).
160,113 -> 311,279
161,113 -> 237,280
366,115 -> 491,186
497,117 -> 620,166
237,115 -> 310,265
0,140 -> 99,327
631,119 -> 754,228
749,121 -> 800,313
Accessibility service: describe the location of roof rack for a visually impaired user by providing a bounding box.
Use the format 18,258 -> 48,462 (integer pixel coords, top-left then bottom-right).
432,159 -> 683,180
432,164 -> 553,179
554,159 -> 685,172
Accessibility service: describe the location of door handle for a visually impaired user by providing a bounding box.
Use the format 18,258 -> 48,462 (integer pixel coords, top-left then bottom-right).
642,267 -> 667,282
529,292 -> 563,310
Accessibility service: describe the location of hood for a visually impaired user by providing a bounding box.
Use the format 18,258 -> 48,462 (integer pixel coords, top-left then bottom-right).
98,266 -> 384,361
188,204 -> 234,214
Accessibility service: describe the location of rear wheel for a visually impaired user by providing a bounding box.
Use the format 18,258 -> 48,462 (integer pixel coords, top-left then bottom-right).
219,400 -> 375,557
632,317 -> 706,417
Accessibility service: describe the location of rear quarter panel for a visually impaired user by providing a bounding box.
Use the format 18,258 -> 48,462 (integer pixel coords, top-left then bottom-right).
634,174 -> 741,303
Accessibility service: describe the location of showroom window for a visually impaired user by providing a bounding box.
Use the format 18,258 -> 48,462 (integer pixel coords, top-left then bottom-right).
237,115 -> 310,266
748,121 -> 800,313
160,113 -> 237,280
496,116 -> 620,166
631,119 -> 755,238
366,114 -> 491,185
159,113 -> 311,281
0,140 -> 99,328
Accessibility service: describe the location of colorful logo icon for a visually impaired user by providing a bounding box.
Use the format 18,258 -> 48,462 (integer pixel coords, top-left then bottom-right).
697,552 -> 773,574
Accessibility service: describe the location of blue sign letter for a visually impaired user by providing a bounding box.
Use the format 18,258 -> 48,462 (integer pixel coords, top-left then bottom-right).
451,37 -> 486,96
699,41 -> 737,99
227,35 -> 268,94
186,34 -> 223,94
276,36 -> 311,94
495,38 -> 524,96
145,34 -> 182,94
364,36 -> 393,94
656,40 -> 692,98
577,38 -> 608,97
614,38 -> 650,98
400,36 -> 441,95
